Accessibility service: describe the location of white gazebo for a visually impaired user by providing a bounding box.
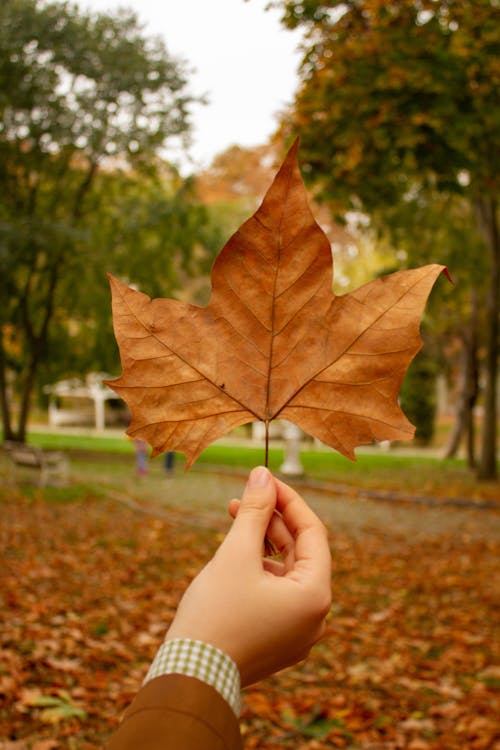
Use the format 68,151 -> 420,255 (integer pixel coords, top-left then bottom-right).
44,373 -> 126,431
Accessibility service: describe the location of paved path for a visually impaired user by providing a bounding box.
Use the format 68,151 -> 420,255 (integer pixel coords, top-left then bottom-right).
102,464 -> 500,543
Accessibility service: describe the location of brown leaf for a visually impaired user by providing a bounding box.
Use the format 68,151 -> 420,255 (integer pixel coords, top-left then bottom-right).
107,140 -> 445,467
44,656 -> 81,672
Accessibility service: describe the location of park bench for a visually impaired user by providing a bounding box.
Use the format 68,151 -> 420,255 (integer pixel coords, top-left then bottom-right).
3,441 -> 70,487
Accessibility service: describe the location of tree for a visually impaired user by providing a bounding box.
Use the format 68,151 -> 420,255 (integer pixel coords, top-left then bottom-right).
194,144 -> 282,261
276,0 -> 499,478
0,0 -> 198,442
196,144 -> 279,207
400,350 -> 438,445
34,166 -> 218,391
376,188 -> 488,467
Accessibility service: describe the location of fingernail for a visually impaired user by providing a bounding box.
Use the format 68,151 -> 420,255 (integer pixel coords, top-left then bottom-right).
247,466 -> 270,488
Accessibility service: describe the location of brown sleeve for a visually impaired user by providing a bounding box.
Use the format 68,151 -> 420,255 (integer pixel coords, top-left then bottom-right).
106,674 -> 243,750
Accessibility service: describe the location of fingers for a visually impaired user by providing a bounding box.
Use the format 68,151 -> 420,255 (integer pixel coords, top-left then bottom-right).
274,477 -> 322,531
229,498 -> 296,572
225,469 -> 330,589
224,467 -> 277,558
275,478 -> 331,585
263,558 -> 286,576
265,511 -> 296,570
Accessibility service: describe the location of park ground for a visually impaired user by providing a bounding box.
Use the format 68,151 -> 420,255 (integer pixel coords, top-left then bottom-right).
0,436 -> 499,749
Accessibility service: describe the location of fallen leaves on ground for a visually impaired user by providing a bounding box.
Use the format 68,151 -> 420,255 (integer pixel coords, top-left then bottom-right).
0,489 -> 498,749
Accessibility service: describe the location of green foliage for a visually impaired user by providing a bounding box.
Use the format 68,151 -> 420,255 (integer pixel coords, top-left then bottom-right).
400,351 -> 438,445
39,167 -> 219,382
373,189 -> 487,355
278,0 -> 499,205
0,0 -> 192,162
25,690 -> 87,724
0,0 -> 210,439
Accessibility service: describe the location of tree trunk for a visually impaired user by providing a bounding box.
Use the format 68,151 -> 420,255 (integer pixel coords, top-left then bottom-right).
443,299 -> 479,465
465,289 -> 479,467
7,256 -> 61,444
0,345 -> 14,442
443,395 -> 466,459
15,358 -> 39,444
474,197 -> 499,480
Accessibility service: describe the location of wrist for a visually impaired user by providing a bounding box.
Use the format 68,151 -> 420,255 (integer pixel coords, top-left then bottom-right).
144,637 -> 242,717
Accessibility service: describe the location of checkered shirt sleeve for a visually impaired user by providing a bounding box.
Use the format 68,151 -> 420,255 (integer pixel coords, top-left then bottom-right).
144,638 -> 241,717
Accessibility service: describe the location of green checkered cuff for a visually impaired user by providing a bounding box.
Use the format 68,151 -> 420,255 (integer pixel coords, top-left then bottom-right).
144,638 -> 241,717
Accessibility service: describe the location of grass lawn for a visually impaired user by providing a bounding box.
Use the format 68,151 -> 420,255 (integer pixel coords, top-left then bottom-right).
5,429 -> 497,503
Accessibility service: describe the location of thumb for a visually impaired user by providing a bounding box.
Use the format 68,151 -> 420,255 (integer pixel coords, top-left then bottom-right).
225,466 -> 276,557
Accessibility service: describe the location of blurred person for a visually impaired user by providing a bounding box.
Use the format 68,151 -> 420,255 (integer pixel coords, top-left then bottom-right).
164,450 -> 175,476
134,439 -> 148,477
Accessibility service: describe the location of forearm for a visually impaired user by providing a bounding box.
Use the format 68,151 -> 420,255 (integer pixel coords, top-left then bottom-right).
144,638 -> 241,716
107,655 -> 242,750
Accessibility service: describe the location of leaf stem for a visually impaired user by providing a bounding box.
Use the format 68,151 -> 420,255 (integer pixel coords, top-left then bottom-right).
265,420 -> 269,468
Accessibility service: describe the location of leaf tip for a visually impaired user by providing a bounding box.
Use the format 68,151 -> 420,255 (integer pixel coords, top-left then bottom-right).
106,273 -> 124,295
183,454 -> 196,471
284,135 -> 300,164
442,267 -> 454,285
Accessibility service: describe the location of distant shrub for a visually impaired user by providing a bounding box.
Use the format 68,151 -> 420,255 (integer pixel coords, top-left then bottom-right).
400,352 -> 438,445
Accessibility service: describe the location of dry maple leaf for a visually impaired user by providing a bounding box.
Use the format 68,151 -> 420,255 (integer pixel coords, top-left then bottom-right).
107,140 -> 446,468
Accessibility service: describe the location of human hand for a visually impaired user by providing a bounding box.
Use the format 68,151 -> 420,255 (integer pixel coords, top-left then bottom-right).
164,466 -> 332,687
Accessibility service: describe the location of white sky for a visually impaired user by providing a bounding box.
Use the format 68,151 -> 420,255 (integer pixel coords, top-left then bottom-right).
76,0 -> 303,173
